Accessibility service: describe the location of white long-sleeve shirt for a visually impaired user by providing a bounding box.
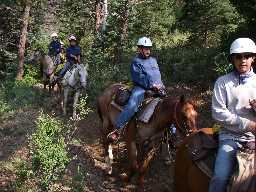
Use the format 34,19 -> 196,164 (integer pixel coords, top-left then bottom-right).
212,69 -> 256,141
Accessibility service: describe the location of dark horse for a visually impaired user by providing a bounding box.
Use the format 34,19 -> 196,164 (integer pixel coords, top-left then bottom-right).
97,83 -> 198,188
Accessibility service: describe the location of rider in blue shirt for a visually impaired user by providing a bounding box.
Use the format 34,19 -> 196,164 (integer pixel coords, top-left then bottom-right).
48,32 -> 61,65
58,35 -> 81,78
107,37 -> 166,142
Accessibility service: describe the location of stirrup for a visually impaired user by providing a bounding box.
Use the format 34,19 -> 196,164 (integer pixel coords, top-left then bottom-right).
107,129 -> 121,143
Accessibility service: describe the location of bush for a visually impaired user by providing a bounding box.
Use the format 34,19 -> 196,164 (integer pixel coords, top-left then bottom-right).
30,113 -> 70,190
76,95 -> 92,120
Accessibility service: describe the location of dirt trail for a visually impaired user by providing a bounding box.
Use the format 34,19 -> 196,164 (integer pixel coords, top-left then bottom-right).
0,84 -> 213,191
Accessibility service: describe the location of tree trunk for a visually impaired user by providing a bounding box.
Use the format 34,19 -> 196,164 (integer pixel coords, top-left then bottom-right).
16,0 -> 31,80
115,0 -> 130,64
95,0 -> 108,34
95,0 -> 102,33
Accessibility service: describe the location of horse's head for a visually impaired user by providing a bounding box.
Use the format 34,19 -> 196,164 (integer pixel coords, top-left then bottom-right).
174,95 -> 198,135
68,64 -> 87,88
30,49 -> 45,64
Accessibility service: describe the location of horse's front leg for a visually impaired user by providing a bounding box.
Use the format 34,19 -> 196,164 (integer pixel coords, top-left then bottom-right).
63,87 -> 69,116
72,90 -> 80,119
49,76 -> 53,93
43,74 -> 47,89
105,143 -> 114,175
138,146 -> 157,190
120,140 -> 138,183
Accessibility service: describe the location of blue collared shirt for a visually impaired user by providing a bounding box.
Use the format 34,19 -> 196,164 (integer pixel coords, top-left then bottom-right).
66,45 -> 81,64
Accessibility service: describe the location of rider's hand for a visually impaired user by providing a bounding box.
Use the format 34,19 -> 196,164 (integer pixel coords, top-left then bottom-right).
248,121 -> 256,133
249,99 -> 256,112
152,84 -> 162,91
70,54 -> 77,60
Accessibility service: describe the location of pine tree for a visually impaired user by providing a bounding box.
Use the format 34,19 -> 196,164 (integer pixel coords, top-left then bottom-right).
180,0 -> 241,47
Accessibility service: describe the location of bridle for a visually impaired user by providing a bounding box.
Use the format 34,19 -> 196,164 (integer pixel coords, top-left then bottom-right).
173,101 -> 193,136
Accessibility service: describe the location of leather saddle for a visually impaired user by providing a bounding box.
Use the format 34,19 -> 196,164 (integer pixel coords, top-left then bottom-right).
112,86 -> 162,123
187,131 -> 255,179
187,131 -> 218,177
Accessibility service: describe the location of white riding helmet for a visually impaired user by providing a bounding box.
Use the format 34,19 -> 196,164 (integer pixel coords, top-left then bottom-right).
137,37 -> 152,47
68,35 -> 77,41
230,38 -> 256,54
50,32 -> 58,38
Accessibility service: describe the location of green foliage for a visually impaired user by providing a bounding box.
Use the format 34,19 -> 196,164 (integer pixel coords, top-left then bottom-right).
15,160 -> 33,188
180,0 -> 242,47
156,47 -> 219,84
76,95 -> 92,120
71,165 -> 85,192
5,79 -> 43,108
58,0 -> 95,39
230,0 -> 256,37
0,90 -> 11,117
213,52 -> 233,75
30,113 -> 70,190
28,29 -> 50,54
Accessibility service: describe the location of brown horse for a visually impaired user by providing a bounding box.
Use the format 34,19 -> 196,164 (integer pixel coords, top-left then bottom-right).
174,129 -> 255,192
97,83 -> 198,188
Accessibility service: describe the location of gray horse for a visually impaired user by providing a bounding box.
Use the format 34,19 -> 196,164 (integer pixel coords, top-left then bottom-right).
31,50 -> 56,92
61,63 -> 87,119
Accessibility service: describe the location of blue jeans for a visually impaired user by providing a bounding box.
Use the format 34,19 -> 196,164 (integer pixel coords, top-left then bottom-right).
208,139 -> 239,192
59,62 -> 73,77
115,86 -> 145,129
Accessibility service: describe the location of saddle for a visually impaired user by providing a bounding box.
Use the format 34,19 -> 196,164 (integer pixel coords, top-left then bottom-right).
187,131 -> 218,177
187,131 -> 255,192
111,86 -> 162,123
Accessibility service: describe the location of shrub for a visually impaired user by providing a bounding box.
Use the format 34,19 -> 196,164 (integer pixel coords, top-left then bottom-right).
76,95 -> 92,120
30,113 -> 70,190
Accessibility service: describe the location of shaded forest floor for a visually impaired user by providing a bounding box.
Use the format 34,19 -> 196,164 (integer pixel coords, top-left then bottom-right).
0,83 -> 214,192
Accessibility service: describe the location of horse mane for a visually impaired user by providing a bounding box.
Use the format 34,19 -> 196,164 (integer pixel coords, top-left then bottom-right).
159,95 -> 196,114
179,95 -> 196,106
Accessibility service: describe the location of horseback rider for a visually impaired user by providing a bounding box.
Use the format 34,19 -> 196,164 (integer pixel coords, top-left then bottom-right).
209,38 -> 256,192
107,37 -> 166,142
48,32 -> 61,65
57,34 -> 81,79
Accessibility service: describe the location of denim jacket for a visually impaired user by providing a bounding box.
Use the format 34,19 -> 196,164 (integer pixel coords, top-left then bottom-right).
131,54 -> 164,89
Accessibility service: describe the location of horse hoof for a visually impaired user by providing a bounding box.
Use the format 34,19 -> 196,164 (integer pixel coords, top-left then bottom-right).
120,173 -> 129,183
106,167 -> 113,175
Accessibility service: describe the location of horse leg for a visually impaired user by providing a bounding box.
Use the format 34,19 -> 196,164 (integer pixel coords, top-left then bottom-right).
49,83 -> 52,93
138,146 -> 157,190
121,140 -> 138,183
72,90 -> 80,119
121,122 -> 138,182
101,118 -> 115,175
63,87 -> 69,116
105,144 -> 114,175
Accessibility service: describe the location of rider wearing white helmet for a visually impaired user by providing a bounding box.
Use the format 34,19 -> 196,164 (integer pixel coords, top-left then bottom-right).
209,38 -> 256,192
107,37 -> 166,142
58,35 -> 81,78
50,32 -> 58,38
48,32 -> 61,65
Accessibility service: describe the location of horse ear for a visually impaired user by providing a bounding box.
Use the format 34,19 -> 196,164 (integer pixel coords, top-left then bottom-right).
179,95 -> 186,103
